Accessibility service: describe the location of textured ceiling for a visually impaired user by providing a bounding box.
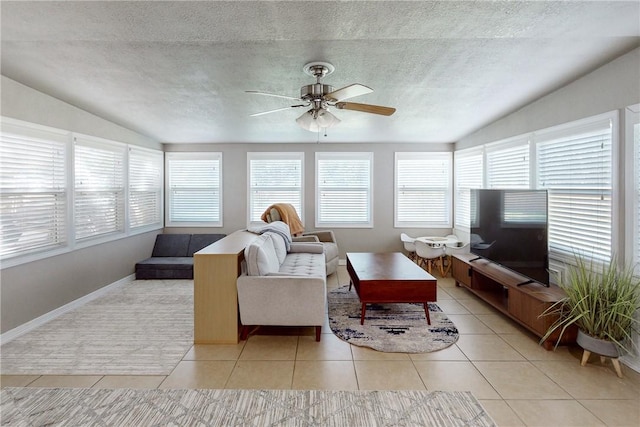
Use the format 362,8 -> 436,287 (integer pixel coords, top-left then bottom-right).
1,1 -> 639,144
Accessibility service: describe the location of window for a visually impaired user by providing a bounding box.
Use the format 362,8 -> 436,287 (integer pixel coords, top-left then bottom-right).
74,135 -> 126,241
625,104 -> 640,271
165,152 -> 222,226
535,113 -> 615,263
0,119 -> 68,259
247,152 -> 303,224
486,137 -> 530,189
129,147 -> 163,231
395,152 -> 452,228
454,148 -> 483,229
316,152 -> 373,228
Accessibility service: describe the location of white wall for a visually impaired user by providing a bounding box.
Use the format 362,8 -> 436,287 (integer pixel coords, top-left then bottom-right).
455,47 -> 640,372
0,77 -> 162,333
164,142 -> 454,260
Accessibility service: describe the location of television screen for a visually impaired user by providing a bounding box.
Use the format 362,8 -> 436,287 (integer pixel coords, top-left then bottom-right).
470,189 -> 549,286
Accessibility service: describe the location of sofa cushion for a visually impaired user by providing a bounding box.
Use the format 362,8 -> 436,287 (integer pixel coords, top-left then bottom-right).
264,232 -> 287,264
278,252 -> 325,278
151,234 -> 191,257
245,234 -> 280,276
135,257 -> 194,270
187,233 -> 226,256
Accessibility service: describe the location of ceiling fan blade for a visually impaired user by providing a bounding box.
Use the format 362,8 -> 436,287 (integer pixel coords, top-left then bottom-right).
324,84 -> 373,102
245,90 -> 302,101
335,102 -> 396,116
250,105 -> 306,117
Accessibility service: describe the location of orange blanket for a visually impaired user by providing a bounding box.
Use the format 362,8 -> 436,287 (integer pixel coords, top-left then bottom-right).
261,203 -> 304,236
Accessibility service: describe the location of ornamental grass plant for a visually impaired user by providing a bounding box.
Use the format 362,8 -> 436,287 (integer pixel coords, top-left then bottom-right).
540,256 -> 640,352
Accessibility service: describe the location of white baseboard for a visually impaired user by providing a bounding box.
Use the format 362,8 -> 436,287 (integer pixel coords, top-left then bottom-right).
621,355 -> 640,374
0,274 -> 135,345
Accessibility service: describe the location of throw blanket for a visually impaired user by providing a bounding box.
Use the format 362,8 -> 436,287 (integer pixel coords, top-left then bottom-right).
261,203 -> 304,236
247,221 -> 293,251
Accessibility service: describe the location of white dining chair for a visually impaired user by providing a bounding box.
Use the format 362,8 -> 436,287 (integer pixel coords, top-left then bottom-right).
414,240 -> 446,276
400,233 -> 417,261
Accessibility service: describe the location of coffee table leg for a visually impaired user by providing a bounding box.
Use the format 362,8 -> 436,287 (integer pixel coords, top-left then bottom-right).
424,303 -> 431,325
361,303 -> 366,325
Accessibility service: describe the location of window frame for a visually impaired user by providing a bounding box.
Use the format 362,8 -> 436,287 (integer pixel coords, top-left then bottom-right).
453,147 -> 484,231
315,151 -> 374,228
394,152 -> 452,228
625,104 -> 640,273
165,151 -> 223,227
246,152 -> 304,226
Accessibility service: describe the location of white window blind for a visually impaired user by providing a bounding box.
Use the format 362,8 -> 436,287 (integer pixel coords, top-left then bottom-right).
166,152 -> 222,226
129,147 -> 163,230
536,117 -> 613,262
248,153 -> 303,223
316,152 -> 373,228
0,121 -> 68,259
486,139 -> 529,189
454,148 -> 483,229
395,152 -> 452,227
74,136 -> 126,241
634,121 -> 640,267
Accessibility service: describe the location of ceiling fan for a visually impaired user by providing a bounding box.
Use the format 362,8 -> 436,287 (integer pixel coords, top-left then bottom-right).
246,62 -> 396,132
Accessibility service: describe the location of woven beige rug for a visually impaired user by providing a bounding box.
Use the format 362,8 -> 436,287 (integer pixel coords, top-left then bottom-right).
0,388 -> 496,426
0,280 -> 193,375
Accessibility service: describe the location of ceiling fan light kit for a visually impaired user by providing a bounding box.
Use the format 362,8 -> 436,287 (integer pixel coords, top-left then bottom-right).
247,61 -> 396,132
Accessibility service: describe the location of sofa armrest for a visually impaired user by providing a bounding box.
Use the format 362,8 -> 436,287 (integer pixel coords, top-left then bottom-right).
302,230 -> 336,244
293,235 -> 320,243
237,275 -> 327,326
288,242 -> 324,254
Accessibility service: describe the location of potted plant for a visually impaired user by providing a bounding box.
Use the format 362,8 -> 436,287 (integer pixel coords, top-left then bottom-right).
540,255 -> 640,377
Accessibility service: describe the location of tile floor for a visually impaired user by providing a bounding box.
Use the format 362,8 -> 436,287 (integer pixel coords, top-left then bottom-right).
2,265 -> 640,426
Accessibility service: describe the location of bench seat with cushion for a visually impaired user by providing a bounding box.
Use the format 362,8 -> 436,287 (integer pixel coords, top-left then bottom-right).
236,222 -> 326,341
135,233 -> 226,279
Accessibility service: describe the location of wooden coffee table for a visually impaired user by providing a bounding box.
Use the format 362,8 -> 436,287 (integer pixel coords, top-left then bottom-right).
346,252 -> 437,325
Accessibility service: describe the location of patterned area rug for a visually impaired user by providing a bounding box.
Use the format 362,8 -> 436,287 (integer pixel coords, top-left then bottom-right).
328,285 -> 459,353
0,280 -> 193,375
0,388 -> 496,427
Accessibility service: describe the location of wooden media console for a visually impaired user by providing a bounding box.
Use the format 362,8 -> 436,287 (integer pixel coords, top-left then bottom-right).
451,253 -> 575,349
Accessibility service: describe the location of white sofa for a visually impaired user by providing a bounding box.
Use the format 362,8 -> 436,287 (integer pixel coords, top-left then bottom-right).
237,225 -> 327,341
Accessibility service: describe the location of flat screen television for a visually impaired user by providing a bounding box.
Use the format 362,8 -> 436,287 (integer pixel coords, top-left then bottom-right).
469,189 -> 549,286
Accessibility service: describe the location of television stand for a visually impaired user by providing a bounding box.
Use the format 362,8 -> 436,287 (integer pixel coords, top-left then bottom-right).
451,253 -> 575,350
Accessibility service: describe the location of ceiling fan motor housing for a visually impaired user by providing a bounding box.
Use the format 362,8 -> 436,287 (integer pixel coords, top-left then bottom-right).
300,83 -> 334,100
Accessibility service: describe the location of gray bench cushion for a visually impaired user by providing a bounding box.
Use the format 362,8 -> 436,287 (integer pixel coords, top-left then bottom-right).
151,234 -> 191,257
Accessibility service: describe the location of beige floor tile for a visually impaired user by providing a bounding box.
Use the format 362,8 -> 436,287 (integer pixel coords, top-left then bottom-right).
578,399 -> 640,427
239,335 -> 298,360
354,360 -> 425,390
474,361 -> 572,400
443,285 -> 474,300
478,399 -> 525,427
506,399 -> 605,427
436,299 -> 471,315
413,361 -> 500,399
292,360 -> 358,390
159,361 -> 235,389
447,314 -> 496,334
499,333 -> 579,362
93,375 -> 165,389
225,360 -> 294,389
409,344 -> 469,361
437,277 -> 457,289
456,334 -> 525,361
350,345 -> 411,361
0,375 -> 40,387
296,334 -> 353,360
437,288 -> 454,300
457,298 -> 499,315
27,375 -> 102,388
475,313 -> 528,335
533,360 -> 640,400
182,343 -> 245,361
